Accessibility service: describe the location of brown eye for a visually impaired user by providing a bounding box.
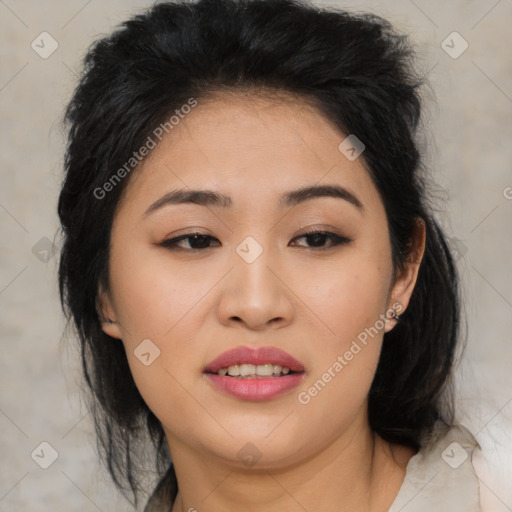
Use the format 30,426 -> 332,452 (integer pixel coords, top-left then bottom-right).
290,230 -> 352,250
159,233 -> 221,250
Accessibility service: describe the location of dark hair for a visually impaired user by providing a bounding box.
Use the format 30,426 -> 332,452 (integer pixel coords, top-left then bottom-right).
57,0 -> 464,508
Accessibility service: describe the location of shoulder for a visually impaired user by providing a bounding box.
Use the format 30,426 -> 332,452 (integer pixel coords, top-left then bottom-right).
388,421 -> 483,512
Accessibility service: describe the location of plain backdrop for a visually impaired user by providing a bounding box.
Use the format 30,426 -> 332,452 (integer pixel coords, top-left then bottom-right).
0,0 -> 511,510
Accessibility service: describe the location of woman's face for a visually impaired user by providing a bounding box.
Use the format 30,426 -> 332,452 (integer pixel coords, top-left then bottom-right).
100,92 -> 423,469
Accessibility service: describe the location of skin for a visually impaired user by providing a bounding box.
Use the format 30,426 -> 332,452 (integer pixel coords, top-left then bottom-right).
99,91 -> 426,512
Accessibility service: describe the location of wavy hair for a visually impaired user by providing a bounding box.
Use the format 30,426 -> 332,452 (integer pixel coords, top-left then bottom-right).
57,0 -> 464,507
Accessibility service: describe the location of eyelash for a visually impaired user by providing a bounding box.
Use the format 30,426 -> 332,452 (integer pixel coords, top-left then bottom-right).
158,228 -> 353,252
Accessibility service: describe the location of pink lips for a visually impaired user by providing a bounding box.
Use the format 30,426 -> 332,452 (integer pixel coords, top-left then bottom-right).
203,345 -> 305,374
203,346 -> 306,401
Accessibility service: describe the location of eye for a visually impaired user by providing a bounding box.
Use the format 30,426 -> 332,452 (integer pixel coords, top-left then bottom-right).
159,232 -> 220,251
289,229 -> 352,250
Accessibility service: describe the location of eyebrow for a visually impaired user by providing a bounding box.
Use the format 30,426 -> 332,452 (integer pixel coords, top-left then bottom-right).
142,184 -> 364,218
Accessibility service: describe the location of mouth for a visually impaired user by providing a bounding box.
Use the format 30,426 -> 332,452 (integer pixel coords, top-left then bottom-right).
203,345 -> 306,376
203,346 -> 306,400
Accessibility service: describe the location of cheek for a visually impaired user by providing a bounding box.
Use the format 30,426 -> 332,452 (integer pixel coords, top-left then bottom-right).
290,244 -> 392,417
109,244 -> 215,341
107,245 -> 218,412
291,248 -> 392,349
299,272 -> 388,386
292,266 -> 389,438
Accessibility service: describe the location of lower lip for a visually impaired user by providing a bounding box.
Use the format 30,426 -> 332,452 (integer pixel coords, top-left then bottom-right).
204,373 -> 306,401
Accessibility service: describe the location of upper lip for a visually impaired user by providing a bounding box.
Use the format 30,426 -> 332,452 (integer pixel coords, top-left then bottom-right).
204,346 -> 305,373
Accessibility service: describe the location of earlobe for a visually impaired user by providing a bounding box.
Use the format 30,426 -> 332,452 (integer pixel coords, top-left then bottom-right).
101,318 -> 123,339
387,218 -> 426,327
97,284 -> 123,339
384,299 -> 403,332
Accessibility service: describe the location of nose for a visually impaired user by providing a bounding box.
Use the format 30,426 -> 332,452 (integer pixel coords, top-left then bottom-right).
216,247 -> 295,331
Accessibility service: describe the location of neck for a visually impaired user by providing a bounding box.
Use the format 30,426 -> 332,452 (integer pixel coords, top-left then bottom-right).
167,414 -> 414,512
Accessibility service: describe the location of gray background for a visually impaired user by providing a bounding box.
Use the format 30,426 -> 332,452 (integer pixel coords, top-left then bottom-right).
1,0 -> 511,510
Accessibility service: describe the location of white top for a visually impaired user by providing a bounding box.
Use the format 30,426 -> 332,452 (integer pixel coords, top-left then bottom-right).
144,422 -> 483,511
388,421 -> 482,511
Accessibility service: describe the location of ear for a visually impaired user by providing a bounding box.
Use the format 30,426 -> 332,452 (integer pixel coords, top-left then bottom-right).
385,218 -> 426,332
97,282 -> 123,339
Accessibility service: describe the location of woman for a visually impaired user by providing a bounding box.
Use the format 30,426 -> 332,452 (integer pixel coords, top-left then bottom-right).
57,0 -> 483,510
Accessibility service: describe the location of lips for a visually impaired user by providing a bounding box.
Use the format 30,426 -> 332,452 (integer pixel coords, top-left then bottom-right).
204,345 -> 305,374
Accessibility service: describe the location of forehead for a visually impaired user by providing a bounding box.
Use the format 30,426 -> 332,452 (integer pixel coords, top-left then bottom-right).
120,91 -> 380,214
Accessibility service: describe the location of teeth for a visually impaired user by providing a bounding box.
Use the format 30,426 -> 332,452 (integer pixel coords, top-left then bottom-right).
227,365 -> 240,376
218,363 -> 292,377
